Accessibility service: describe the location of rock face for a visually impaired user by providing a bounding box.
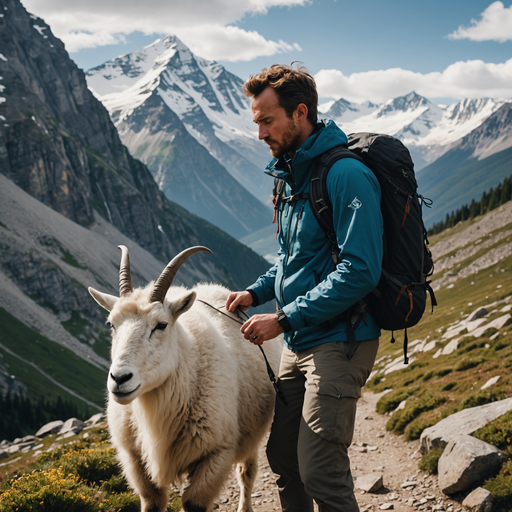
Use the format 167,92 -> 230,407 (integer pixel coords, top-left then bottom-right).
437,435 -> 506,494
0,0 -> 270,292
420,397 -> 512,453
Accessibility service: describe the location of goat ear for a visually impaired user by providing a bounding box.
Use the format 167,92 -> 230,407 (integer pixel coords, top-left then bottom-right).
89,287 -> 118,312
170,291 -> 196,320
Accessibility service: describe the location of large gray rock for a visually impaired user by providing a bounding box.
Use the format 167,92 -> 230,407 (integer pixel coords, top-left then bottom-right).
35,420 -> 64,438
420,397 -> 512,453
438,435 -> 506,494
462,487 -> 493,512
59,418 -> 86,435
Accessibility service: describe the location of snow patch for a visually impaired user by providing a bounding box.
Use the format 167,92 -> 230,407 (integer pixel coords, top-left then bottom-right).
33,25 -> 48,38
0,53 -> 7,62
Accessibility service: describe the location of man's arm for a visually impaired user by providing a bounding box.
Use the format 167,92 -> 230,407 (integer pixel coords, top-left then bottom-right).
282,159 -> 383,331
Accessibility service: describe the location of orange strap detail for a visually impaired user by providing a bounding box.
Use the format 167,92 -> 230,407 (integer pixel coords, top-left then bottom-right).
394,285 -> 414,323
402,202 -> 411,228
395,284 -> 408,306
405,288 -> 414,323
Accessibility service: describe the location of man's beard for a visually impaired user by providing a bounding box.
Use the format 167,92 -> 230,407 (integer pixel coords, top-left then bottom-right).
266,119 -> 302,159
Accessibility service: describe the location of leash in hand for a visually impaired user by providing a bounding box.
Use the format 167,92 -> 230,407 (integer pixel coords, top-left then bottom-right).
197,300 -> 288,406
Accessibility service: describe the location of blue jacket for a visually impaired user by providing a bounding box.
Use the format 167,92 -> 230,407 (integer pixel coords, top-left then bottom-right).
248,120 -> 383,352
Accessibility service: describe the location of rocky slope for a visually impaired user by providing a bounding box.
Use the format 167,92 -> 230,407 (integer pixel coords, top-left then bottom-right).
0,0 -> 273,408
0,0 -> 270,289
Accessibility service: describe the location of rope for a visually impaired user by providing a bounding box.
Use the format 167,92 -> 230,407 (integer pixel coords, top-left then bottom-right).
197,300 -> 288,406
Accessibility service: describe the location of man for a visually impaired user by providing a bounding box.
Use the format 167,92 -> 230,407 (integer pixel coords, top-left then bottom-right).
225,64 -> 383,512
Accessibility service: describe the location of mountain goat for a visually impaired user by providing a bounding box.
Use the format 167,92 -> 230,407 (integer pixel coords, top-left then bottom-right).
88,246 -> 282,512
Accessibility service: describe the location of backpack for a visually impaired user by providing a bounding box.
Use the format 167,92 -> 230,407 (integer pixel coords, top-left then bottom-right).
273,132 -> 437,363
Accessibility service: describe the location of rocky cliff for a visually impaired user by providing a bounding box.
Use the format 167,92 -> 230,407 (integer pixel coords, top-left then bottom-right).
0,0 -> 270,290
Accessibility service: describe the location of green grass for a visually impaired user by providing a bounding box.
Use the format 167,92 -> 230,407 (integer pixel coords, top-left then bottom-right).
0,427 -> 181,512
39,236 -> 87,269
0,308 -> 107,407
483,460 -> 512,512
419,449 -> 444,475
368,211 -> 512,445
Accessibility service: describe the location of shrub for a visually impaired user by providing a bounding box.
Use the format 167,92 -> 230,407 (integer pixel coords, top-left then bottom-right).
376,388 -> 417,415
0,467 -> 98,512
457,388 -> 507,412
473,409 -> 512,457
59,447 -> 120,486
386,393 -> 447,435
404,416 -> 437,441
419,449 -> 444,474
483,460 -> 512,512
441,382 -> 456,391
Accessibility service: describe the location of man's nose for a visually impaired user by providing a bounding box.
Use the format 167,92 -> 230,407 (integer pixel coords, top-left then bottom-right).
258,124 -> 268,140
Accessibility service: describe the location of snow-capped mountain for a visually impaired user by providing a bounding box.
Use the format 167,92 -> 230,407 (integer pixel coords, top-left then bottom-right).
324,92 -> 510,170
418,102 -> 512,228
86,36 -> 271,202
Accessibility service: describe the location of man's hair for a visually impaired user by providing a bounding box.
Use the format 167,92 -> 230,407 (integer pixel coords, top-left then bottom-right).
243,63 -> 318,126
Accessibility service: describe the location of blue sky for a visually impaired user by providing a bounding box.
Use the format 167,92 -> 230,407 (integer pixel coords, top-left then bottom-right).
23,0 -> 512,103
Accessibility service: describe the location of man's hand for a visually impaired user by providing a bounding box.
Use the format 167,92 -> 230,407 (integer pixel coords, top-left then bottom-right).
241,314 -> 284,345
226,291 -> 253,313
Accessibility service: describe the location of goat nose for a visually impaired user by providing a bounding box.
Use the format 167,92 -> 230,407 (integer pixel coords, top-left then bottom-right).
110,372 -> 133,385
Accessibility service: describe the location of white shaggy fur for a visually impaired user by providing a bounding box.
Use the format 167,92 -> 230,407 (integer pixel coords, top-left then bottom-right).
89,281 -> 282,512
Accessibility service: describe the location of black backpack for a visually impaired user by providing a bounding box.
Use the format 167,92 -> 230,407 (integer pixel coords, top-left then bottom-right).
273,132 -> 437,363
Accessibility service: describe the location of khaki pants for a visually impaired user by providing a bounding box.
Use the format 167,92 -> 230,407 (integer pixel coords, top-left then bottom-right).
266,339 -> 379,512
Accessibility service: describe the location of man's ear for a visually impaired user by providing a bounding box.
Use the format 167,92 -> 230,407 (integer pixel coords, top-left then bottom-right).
89,287 -> 118,312
169,291 -> 196,320
294,103 -> 309,124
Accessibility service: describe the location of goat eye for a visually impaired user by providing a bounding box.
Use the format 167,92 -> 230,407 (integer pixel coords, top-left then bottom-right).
155,323 -> 167,331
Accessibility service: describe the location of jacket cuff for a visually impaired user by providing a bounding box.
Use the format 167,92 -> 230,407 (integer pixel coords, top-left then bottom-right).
282,302 -> 304,332
246,288 -> 260,308
277,309 -> 293,333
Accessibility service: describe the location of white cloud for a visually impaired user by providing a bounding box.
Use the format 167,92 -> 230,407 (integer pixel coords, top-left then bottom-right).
171,25 -> 302,62
315,58 -> 512,103
21,0 -> 306,60
448,1 -> 512,43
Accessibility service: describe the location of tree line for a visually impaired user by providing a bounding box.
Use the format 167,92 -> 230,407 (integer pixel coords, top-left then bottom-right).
0,393 -> 92,441
428,174 -> 512,236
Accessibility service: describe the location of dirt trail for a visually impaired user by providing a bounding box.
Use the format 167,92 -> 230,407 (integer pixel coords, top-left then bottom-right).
213,391 -> 462,512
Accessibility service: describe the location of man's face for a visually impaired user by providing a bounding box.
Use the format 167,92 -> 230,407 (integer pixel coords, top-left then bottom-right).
251,87 -> 302,159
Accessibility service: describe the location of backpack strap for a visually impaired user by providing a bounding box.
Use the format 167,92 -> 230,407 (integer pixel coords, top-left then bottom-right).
310,145 -> 364,264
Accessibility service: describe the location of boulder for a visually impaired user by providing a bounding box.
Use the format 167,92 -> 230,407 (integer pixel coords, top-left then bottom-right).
466,307 -> 488,323
471,314 -> 512,338
420,397 -> 512,453
438,435 -> 506,494
462,487 -> 493,512
35,420 -> 64,438
59,418 -> 86,435
85,412 -> 106,427
355,473 -> 383,492
0,450 -> 8,461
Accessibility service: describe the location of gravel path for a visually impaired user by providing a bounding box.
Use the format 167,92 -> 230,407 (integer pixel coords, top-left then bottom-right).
212,391 -> 462,512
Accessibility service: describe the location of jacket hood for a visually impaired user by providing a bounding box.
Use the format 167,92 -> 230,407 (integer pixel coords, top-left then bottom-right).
265,120 -> 348,190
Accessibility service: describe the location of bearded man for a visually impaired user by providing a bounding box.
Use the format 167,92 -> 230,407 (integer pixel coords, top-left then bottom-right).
226,64 -> 383,512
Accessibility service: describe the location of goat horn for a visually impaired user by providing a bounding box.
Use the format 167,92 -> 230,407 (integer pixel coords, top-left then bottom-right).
118,245 -> 134,297
150,246 -> 212,303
